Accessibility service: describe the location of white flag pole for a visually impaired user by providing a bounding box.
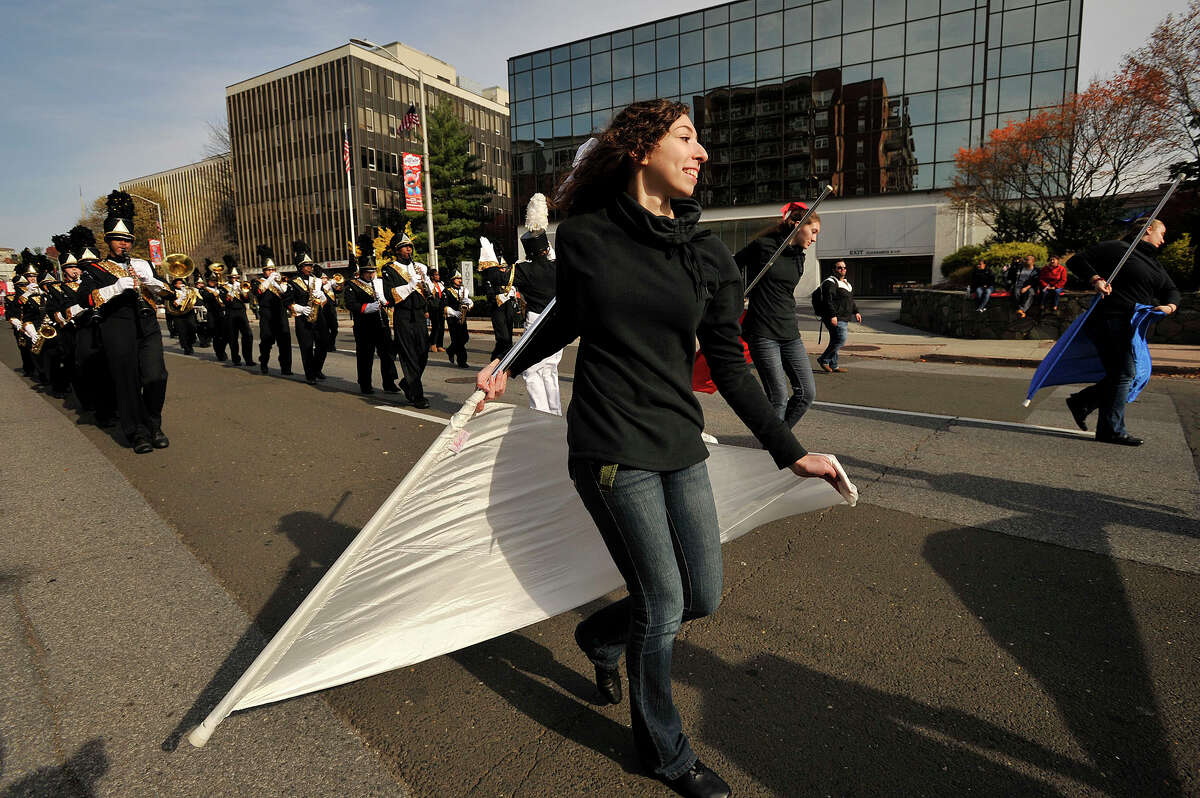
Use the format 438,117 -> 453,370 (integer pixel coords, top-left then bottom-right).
345,122 -> 357,244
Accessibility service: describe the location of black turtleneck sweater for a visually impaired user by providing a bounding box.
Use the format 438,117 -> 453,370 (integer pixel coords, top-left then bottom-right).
508,192 -> 807,472
1068,239 -> 1181,318
736,230 -> 806,341
514,252 -> 556,314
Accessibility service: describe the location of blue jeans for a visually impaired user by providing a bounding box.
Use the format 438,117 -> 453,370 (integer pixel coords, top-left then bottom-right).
1073,315 -> 1136,439
571,460 -> 723,781
971,286 -> 992,309
747,335 -> 816,427
818,320 -> 849,369
1041,287 -> 1063,309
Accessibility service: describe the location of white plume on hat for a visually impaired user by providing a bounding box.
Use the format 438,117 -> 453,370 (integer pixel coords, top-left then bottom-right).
524,193 -> 548,234
478,236 -> 499,267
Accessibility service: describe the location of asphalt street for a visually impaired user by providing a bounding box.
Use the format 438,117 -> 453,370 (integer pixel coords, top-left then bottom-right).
2,322 -> 1198,797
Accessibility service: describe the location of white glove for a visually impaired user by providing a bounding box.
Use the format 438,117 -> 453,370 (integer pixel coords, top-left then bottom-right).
24,323 -> 37,340
293,305 -> 311,316
363,301 -> 381,313
68,304 -> 84,318
54,312 -> 67,325
446,307 -> 461,319
97,279 -> 132,303
462,297 -> 474,310
176,289 -> 187,300
10,318 -> 20,330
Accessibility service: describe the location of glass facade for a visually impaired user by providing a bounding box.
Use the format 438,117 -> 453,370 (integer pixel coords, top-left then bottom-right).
507,0 -> 1081,216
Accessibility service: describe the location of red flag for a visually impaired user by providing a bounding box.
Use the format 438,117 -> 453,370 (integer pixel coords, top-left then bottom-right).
343,135 -> 351,173
692,311 -> 753,394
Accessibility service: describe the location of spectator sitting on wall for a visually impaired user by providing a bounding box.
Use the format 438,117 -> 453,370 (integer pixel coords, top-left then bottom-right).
1012,255 -> 1040,317
1037,255 -> 1068,312
968,260 -> 995,312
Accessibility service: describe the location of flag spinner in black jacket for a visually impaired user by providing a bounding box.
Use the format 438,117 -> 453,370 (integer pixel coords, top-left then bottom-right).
514,192 -> 563,415
736,202 -> 820,427
816,260 -> 861,373
475,100 -> 841,798
1065,219 -> 1181,446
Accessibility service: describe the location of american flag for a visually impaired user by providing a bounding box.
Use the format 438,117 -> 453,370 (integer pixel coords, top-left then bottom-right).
343,134 -> 351,173
399,104 -> 420,133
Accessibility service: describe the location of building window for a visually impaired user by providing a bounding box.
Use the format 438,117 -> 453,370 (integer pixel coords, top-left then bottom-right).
388,114 -> 396,136
370,186 -> 378,205
387,76 -> 395,99
494,146 -> 502,164
815,111 -> 829,128
815,157 -> 830,174
815,135 -> 829,149
856,140 -> 864,156
363,67 -> 372,92
365,110 -> 374,133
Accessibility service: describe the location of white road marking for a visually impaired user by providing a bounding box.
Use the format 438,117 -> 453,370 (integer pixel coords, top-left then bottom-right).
375,405 -> 449,425
811,400 -> 1091,437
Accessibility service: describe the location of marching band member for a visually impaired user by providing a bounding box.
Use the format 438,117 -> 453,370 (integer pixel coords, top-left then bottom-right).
285,240 -> 325,384
426,267 -> 446,353
345,236 -> 400,395
10,262 -> 40,377
47,234 -> 80,396
254,244 -> 293,376
222,255 -> 256,367
514,193 -> 562,415
200,263 -> 229,361
480,239 -> 515,360
166,276 -> 200,355
319,270 -> 340,356
21,265 -> 52,387
381,231 -> 431,408
443,271 -> 473,368
67,225 -> 116,427
78,190 -> 172,453
34,267 -> 66,394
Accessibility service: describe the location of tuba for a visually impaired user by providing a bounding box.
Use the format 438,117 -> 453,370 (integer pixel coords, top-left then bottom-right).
164,253 -> 195,282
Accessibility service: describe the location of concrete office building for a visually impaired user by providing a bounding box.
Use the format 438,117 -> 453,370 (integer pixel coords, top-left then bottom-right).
227,41 -> 512,273
120,155 -> 235,263
508,0 -> 1081,294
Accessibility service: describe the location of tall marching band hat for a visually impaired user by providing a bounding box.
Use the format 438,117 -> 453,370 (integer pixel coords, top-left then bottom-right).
256,244 -> 276,270
202,258 -> 218,281
223,254 -> 239,278
69,225 -> 101,263
355,232 -> 376,272
103,190 -> 136,241
51,233 -> 77,267
38,262 -> 59,284
520,193 -> 550,255
15,275 -> 28,286
292,239 -> 314,266
477,236 -> 499,268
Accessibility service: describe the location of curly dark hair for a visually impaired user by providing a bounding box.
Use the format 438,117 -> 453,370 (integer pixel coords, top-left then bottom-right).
553,99 -> 690,217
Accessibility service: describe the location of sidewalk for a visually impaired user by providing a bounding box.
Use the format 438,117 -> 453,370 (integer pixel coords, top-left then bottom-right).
467,299 -> 1200,376
0,364 -> 405,796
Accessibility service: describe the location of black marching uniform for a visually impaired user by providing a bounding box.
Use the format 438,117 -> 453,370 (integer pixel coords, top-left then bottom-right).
66,226 -> 116,424
443,279 -> 473,368
381,241 -> 430,407
344,268 -> 399,393
426,272 -> 446,351
21,276 -> 51,386
166,280 -> 200,355
481,261 -> 516,361
254,245 -> 292,375
200,278 -> 228,361
221,271 -> 255,366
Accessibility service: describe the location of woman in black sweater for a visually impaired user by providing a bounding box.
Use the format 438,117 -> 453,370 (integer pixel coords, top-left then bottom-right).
735,205 -> 820,426
476,100 -> 838,798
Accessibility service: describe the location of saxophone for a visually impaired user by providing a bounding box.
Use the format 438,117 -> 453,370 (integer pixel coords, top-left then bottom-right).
306,276 -> 325,322
31,315 -> 57,354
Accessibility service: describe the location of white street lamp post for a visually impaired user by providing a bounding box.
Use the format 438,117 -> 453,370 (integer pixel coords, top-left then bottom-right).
350,38 -> 438,269
127,192 -> 166,258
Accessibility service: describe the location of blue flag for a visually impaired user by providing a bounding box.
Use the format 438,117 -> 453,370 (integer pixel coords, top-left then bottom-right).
1025,300 -> 1164,405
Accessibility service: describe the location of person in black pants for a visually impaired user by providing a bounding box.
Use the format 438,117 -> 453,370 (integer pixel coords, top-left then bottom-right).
285,240 -> 325,384
344,256 -> 399,395
443,272 -> 473,368
381,232 -> 431,408
254,245 -> 292,375
200,268 -> 229,361
479,239 -> 516,360
1065,219 -> 1180,446
221,255 -> 255,367
66,225 -> 115,426
166,277 -> 199,355
426,267 -> 446,353
476,100 -> 840,798
79,190 -> 171,453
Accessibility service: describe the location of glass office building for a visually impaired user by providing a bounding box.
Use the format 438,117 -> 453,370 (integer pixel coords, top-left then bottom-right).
507,0 -> 1081,293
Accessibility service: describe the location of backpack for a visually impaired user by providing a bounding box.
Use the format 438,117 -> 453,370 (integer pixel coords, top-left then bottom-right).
810,281 -> 830,318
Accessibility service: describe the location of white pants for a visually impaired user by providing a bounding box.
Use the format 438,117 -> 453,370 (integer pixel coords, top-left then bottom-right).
521,309 -> 562,415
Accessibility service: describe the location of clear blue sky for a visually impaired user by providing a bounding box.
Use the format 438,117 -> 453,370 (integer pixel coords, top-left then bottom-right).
0,0 -> 1188,251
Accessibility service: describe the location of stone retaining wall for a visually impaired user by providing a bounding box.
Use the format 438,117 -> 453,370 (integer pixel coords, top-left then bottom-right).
899,289 -> 1200,344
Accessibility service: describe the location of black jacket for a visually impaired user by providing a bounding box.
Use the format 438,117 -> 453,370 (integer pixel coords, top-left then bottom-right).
736,231 -> 805,341
1068,239 -> 1181,318
968,267 -> 995,291
818,277 -> 858,321
514,253 -> 556,314
509,192 -> 807,471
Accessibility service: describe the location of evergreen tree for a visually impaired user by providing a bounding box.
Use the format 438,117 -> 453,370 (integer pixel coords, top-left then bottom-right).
384,104 -> 493,268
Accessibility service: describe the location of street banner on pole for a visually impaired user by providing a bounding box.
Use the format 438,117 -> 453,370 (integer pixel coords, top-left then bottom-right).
403,153 -> 424,212
148,239 -> 164,266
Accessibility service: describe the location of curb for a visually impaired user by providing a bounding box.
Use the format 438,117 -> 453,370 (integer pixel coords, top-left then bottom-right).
918,352 -> 1200,376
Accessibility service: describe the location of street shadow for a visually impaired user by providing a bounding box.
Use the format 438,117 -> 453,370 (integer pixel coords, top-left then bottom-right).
837,455 -> 1189,795
161,503 -> 358,752
675,642 -> 1098,796
449,618 -> 640,774
0,738 -> 108,798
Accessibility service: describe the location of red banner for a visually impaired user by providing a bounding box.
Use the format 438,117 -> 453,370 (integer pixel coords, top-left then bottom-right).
148,239 -> 164,266
403,152 -> 424,212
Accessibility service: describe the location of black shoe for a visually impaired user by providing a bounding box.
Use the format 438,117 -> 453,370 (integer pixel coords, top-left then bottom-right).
1065,395 -> 1090,431
361,386 -> 375,395
183,349 -> 194,355
131,436 -> 153,454
232,360 -> 242,366
383,384 -> 400,394
412,397 -> 431,409
280,370 -> 294,376
594,665 -> 622,705
151,430 -> 170,449
259,366 -> 269,375
306,378 -> 317,385
661,761 -> 731,798
316,372 -> 327,380
246,360 -> 257,367
1097,433 -> 1143,446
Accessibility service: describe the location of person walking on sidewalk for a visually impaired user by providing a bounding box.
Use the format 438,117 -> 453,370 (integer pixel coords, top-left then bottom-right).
736,201 -> 819,428
968,259 -> 995,311
1065,219 -> 1180,446
816,261 -> 861,374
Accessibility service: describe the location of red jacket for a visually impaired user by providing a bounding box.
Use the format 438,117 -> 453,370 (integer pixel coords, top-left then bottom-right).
1038,263 -> 1067,290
